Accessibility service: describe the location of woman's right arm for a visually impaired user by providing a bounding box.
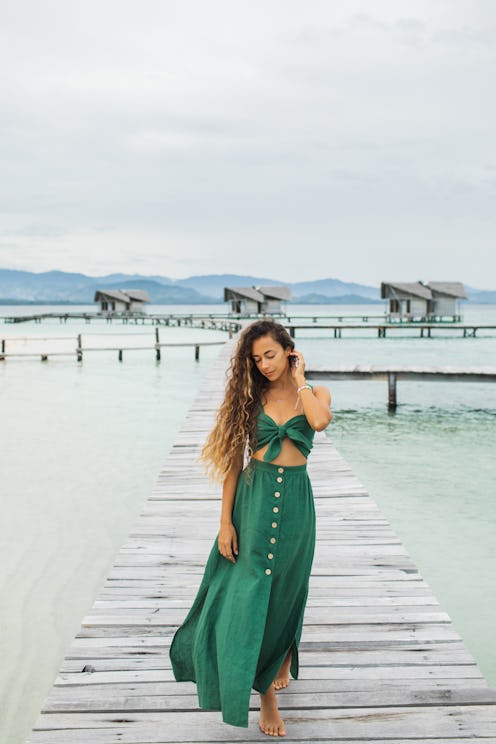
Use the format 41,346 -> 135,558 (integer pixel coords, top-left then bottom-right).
218,449 -> 244,563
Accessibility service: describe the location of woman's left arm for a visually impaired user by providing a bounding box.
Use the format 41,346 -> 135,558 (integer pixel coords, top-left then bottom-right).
298,385 -> 332,431
291,349 -> 333,431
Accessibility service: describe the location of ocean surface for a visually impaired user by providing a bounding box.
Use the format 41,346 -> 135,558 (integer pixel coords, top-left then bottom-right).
1,303 -> 495,744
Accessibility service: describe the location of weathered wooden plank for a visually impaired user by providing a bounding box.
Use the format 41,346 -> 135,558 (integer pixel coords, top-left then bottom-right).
92,595 -> 442,608
58,644 -> 480,669
76,623 -> 464,643
27,706 -> 496,743
40,685 -> 496,714
51,664 -> 486,687
25,738 -> 496,744
81,608 -> 453,626
99,573 -> 436,587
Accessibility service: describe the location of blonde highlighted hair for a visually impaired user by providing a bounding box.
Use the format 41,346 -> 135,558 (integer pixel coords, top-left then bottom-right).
200,319 -> 295,482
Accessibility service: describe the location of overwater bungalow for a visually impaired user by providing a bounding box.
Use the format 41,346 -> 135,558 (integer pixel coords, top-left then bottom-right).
94,289 -> 151,315
224,285 -> 291,315
427,282 -> 467,321
381,281 -> 466,321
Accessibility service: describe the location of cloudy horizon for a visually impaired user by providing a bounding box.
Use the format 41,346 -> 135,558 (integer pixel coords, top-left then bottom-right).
1,1 -> 495,287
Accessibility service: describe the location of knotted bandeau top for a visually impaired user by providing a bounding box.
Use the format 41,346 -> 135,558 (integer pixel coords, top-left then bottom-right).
253,385 -> 316,462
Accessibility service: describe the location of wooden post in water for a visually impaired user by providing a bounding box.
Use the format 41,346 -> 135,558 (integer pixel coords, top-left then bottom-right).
155,328 -> 161,361
118,349 -> 123,361
388,372 -> 397,412
76,334 -> 83,362
0,338 -> 5,360
289,326 -> 295,338
195,344 -> 200,361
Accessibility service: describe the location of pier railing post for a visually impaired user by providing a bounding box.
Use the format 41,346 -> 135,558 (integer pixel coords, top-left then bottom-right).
155,328 -> 161,361
388,373 -> 397,412
76,334 -> 83,362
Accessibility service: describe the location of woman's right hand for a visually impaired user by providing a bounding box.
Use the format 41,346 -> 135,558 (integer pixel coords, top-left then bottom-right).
218,522 -> 239,563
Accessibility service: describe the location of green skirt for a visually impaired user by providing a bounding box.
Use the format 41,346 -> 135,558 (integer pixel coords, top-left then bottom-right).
169,457 -> 316,727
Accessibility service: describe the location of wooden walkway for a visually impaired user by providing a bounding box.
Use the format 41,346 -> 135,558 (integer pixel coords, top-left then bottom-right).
287,323 -> 496,338
1,312 -> 241,332
306,364 -> 496,411
0,339 -> 226,363
26,339 -> 496,743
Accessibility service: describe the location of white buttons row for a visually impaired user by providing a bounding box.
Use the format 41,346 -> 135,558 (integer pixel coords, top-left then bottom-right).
266,468 -> 285,575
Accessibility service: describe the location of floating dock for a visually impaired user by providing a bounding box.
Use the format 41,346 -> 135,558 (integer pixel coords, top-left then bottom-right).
26,339 -> 496,743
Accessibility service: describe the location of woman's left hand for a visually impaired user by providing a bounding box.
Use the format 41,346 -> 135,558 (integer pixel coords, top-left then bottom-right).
289,349 -> 306,383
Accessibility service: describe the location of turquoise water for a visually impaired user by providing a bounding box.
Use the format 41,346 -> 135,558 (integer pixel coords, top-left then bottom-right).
329,405 -> 496,686
1,303 -> 495,744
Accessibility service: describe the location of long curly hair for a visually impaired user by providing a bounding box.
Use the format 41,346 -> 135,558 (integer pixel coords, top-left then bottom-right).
200,319 -> 295,482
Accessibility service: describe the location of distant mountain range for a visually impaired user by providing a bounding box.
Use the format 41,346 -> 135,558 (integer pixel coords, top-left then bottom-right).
0,269 -> 494,304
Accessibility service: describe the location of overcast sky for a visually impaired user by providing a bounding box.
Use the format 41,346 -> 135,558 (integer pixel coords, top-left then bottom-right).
0,1 -> 495,287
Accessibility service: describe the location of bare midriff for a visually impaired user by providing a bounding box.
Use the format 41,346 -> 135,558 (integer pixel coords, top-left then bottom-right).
251,437 -> 308,467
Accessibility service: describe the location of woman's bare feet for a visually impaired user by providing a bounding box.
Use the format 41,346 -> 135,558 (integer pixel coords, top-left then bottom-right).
273,649 -> 292,690
259,686 -> 286,737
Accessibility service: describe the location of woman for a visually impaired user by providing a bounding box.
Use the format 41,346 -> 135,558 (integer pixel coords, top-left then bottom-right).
169,319 -> 332,737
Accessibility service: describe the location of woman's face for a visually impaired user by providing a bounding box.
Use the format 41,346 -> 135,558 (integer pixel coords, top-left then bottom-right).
251,334 -> 291,381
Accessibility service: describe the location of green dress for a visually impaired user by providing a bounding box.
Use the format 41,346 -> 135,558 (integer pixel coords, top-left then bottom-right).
169,401 -> 316,728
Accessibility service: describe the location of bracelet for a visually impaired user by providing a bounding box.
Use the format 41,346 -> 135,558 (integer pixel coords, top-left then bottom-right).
294,384 -> 312,409
296,384 -> 312,394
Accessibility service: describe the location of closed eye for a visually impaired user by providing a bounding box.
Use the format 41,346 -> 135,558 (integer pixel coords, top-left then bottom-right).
253,354 -> 275,363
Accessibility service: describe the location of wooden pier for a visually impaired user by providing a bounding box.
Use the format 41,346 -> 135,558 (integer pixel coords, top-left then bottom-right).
26,339 -> 496,743
284,313 -> 464,324
1,311 -> 241,332
306,365 -> 496,411
0,336 -> 227,363
3,310 -> 494,338
287,323 -> 496,338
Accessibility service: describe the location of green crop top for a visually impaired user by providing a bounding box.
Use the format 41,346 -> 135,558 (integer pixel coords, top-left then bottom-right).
253,386 -> 316,462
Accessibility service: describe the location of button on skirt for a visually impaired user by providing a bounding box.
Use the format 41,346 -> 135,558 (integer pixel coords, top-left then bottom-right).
169,457 -> 316,728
